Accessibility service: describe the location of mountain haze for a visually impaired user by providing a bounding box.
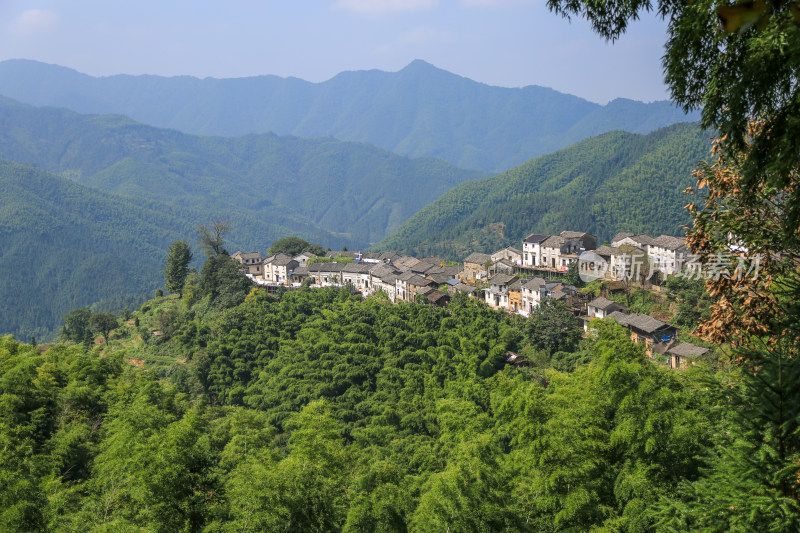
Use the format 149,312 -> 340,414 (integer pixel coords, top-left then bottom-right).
377,122 -> 711,259
0,59 -> 699,172
0,97 -> 483,248
0,158 -> 202,341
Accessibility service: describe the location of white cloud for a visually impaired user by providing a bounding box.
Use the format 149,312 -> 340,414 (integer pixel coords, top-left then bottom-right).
333,0 -> 439,14
9,9 -> 59,36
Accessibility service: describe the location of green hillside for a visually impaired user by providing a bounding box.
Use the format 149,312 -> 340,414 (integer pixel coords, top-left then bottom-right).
0,158 -> 339,342
0,59 -> 699,172
377,123 -> 712,258
0,97 -> 484,247
0,159 -> 193,341
2,276 -> 781,531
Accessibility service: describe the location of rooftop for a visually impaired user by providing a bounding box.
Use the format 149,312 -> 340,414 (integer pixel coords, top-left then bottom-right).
588,296 -> 625,311
522,277 -> 547,290
540,235 -> 565,248
489,273 -> 518,286
611,232 -> 634,244
560,230 -> 592,239
668,342 -> 710,357
593,245 -> 617,256
523,233 -> 549,244
625,313 -> 671,334
464,252 -> 492,264
653,235 -> 687,250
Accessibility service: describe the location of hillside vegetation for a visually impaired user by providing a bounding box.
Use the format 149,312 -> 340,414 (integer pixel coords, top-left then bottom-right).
0,96 -> 484,248
0,59 -> 699,172
377,123 -> 711,258
0,156 -> 340,341
0,158 -> 207,341
2,280 -> 767,531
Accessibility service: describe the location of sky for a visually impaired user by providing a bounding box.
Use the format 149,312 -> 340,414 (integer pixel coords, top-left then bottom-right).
0,1 -> 672,104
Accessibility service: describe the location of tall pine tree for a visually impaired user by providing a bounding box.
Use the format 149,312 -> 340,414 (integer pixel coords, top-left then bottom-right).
164,241 -> 192,297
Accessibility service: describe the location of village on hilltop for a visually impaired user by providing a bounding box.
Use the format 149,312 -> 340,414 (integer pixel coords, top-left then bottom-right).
233,229 -> 709,370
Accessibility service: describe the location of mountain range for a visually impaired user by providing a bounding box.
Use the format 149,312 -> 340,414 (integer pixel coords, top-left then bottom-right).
0,97 -> 483,248
0,62 -> 710,340
0,59 -> 699,172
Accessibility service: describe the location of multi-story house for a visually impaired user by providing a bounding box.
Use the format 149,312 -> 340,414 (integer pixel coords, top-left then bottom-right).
491,246 -> 522,264
463,252 -> 492,282
263,254 -> 299,285
483,274 -> 518,310
647,235 -> 688,276
231,251 -> 264,276
522,234 -> 548,267
521,277 -> 548,312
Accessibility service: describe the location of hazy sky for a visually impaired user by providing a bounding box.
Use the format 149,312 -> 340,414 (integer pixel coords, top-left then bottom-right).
0,1 -> 671,104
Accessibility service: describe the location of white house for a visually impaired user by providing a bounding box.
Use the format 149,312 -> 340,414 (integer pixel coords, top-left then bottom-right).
522,234 -> 548,267
521,277 -> 548,311
484,274 -> 518,310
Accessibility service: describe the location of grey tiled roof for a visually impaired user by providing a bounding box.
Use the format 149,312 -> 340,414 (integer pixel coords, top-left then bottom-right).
522,277 -> 547,290
560,230 -> 590,239
593,245 -> 617,256
427,272 -> 452,284
409,275 -> 435,287
464,252 -> 492,264
397,271 -> 417,281
452,283 -> 477,294
630,234 -> 656,246
234,251 -> 263,260
379,273 -> 399,284
272,255 -> 298,267
668,342 -> 710,357
540,235 -> 565,248
489,273 -> 518,285
653,235 -> 687,250
625,314 -> 670,334
607,310 -> 630,325
523,233 -> 549,244
588,296 -> 623,311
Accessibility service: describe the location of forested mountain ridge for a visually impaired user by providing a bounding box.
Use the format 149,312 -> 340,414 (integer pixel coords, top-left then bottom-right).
0,97 -> 484,247
0,153 -> 353,341
0,59 -> 699,172
0,158 -> 197,341
377,122 -> 711,259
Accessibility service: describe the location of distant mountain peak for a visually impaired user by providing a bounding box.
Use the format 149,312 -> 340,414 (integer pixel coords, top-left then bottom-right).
402,59 -> 437,70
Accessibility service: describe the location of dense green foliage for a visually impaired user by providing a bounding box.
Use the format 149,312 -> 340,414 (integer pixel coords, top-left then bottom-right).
548,0 -> 800,240
664,276 -> 712,331
0,59 -> 698,172
266,236 -> 325,257
0,285 -> 739,532
377,123 -> 710,259
164,241 -> 192,296
0,96 -> 484,247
